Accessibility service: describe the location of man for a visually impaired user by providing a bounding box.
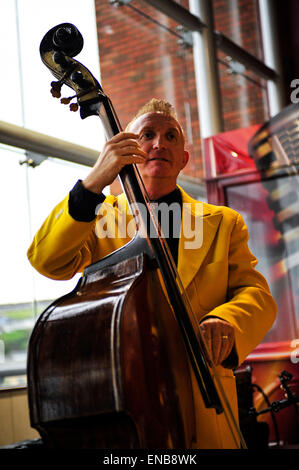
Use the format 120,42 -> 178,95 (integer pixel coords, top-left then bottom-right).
28,99 -> 277,448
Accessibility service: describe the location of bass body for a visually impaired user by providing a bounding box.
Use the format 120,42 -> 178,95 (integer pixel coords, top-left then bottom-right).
28,245 -> 195,448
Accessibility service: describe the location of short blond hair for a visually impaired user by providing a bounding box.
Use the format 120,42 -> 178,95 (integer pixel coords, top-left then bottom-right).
126,98 -> 185,143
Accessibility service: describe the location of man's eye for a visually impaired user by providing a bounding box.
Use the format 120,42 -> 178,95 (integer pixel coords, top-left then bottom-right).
167,133 -> 178,142
140,131 -> 154,140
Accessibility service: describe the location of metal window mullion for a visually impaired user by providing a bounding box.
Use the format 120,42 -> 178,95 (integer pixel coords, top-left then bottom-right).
141,0 -> 277,81
189,0 -> 223,138
258,0 -> 285,116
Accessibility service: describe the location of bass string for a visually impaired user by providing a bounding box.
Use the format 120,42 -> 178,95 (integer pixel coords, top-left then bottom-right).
152,210 -> 247,448
99,106 -> 246,448
133,164 -> 247,448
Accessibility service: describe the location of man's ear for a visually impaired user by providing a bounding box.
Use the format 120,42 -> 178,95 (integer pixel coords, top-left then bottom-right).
182,150 -> 189,169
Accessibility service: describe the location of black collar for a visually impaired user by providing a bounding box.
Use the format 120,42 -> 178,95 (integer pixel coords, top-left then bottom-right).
151,187 -> 182,206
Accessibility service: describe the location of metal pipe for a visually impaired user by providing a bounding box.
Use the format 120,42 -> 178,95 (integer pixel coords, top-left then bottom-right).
214,31 -> 277,81
258,0 -> 286,115
141,0 -> 206,31
189,0 -> 223,138
0,120 -> 98,167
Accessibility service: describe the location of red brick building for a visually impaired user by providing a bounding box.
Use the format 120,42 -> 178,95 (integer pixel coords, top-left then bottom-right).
93,0 -> 280,185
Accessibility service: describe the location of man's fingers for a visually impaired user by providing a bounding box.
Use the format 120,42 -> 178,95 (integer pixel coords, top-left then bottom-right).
198,325 -> 213,366
110,132 -> 139,143
82,132 -> 147,194
198,318 -> 235,367
118,138 -> 141,148
107,136 -> 148,160
217,334 -> 234,365
117,145 -> 148,158
120,154 -> 147,165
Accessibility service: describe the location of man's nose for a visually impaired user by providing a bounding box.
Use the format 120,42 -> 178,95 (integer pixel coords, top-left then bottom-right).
152,134 -> 166,149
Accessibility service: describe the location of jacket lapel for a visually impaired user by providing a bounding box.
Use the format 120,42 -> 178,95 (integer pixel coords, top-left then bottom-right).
177,188 -> 223,290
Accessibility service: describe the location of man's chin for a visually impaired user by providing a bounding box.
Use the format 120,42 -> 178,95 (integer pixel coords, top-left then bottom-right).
140,169 -> 170,179
143,160 -> 171,173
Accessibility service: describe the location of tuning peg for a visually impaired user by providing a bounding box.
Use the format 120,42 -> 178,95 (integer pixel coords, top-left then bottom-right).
60,96 -> 72,104
60,94 -> 79,111
53,51 -> 68,68
50,80 -> 62,98
59,85 -> 92,111
70,70 -> 90,90
50,65 -> 76,99
70,103 -> 79,112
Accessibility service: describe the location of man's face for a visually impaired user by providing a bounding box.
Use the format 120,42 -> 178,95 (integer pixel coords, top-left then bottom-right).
128,112 -> 189,183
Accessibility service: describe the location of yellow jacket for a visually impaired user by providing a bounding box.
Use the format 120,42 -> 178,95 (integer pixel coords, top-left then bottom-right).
27,186 -> 277,449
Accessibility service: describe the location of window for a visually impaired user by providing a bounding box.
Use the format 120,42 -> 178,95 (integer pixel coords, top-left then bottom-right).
0,0 -> 104,388
226,174 -> 299,343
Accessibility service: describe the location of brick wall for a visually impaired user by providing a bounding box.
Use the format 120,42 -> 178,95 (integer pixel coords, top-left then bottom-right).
94,0 -> 268,183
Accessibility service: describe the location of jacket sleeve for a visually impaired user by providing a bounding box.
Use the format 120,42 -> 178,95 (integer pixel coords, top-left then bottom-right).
27,194 -> 101,280
204,212 -> 277,366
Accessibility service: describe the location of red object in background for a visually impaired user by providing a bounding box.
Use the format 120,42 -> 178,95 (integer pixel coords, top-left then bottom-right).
203,125 -> 260,180
203,117 -> 299,447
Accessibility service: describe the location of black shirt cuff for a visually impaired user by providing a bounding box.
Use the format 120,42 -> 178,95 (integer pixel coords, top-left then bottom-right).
68,180 -> 106,222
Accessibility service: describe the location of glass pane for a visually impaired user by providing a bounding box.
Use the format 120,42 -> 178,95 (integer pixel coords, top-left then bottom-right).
210,0 -> 270,130
96,0 -> 204,181
226,176 -> 299,343
0,2 -> 23,126
0,0 -> 104,151
0,0 -> 103,388
0,147 -> 90,388
27,158 -> 91,301
217,50 -> 269,131
0,148 -> 30,387
212,0 -> 264,60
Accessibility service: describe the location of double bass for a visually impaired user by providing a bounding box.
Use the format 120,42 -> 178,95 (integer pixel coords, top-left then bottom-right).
27,24 -> 245,449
